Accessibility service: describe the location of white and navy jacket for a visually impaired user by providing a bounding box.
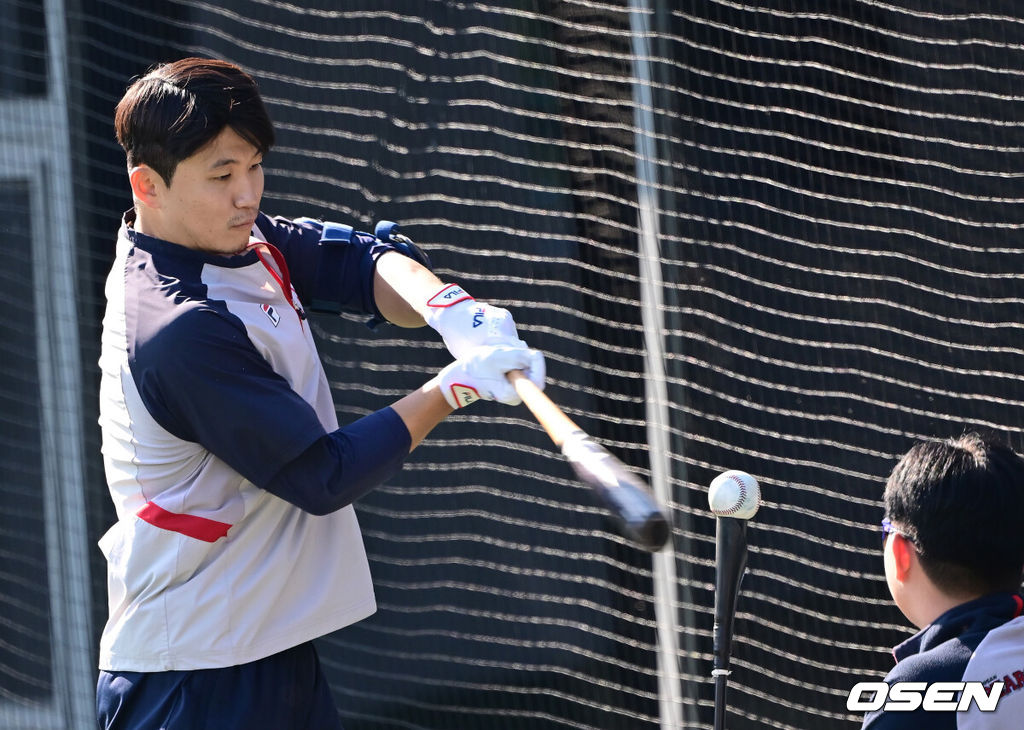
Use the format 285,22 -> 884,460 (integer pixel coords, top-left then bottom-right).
862,592 -> 1024,729
97,211 -> 411,672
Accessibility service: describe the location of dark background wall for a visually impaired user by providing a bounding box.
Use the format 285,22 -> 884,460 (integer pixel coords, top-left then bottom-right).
25,1 -> 1024,728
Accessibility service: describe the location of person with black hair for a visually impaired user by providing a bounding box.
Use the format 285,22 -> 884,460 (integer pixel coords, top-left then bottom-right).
862,432 -> 1024,729
97,57 -> 544,729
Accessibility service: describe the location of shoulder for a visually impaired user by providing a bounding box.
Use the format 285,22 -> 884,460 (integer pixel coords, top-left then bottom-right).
858,652 -> 965,730
126,260 -> 253,376
253,212 -> 321,248
887,637 -> 974,685
138,302 -> 247,359
122,239 -> 257,351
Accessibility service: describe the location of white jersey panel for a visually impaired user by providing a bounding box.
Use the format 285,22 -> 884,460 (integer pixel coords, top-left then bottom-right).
959,616 -> 1024,729
200,249 -> 338,428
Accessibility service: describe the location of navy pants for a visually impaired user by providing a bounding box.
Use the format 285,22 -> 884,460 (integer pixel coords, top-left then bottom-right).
96,642 -> 343,730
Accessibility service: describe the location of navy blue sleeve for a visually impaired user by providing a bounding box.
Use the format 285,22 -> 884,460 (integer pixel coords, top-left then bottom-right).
132,307 -> 328,488
133,307 -> 411,511
254,213 -> 397,318
263,407 -> 411,515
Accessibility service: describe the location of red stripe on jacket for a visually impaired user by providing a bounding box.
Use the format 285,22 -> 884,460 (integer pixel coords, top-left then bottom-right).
137,502 -> 232,542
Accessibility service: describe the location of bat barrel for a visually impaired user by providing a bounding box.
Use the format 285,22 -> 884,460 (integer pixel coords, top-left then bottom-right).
507,370 -> 671,552
562,430 -> 670,551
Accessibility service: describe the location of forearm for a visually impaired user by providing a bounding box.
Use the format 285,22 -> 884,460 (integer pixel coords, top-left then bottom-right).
263,384 -> 453,514
391,377 -> 455,449
262,343 -> 539,514
373,250 -> 446,327
263,407 -> 411,515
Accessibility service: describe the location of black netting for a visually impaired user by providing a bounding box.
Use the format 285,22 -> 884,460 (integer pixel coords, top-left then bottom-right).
3,1 -> 1022,728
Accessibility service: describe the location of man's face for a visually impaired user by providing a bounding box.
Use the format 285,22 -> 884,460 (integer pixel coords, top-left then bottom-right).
154,126 -> 264,254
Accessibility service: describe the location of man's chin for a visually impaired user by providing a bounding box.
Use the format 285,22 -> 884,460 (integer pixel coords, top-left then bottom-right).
221,228 -> 253,254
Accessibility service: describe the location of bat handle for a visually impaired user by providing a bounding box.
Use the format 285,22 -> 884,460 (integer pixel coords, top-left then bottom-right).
713,672 -> 729,730
506,369 -> 579,447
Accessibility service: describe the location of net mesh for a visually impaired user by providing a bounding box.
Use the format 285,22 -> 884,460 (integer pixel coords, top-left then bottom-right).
3,0 -> 1023,728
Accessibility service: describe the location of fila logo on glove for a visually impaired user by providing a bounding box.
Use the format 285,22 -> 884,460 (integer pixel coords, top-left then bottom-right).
427,284 -> 472,308
449,384 -> 480,408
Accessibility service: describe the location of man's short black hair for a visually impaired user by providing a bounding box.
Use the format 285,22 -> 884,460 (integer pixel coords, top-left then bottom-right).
115,57 -> 274,185
884,432 -> 1024,596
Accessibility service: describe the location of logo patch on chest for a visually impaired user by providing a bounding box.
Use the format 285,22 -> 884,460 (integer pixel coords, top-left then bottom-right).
261,303 -> 281,327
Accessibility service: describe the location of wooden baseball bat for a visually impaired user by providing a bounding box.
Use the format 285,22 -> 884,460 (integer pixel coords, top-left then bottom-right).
507,369 -> 670,551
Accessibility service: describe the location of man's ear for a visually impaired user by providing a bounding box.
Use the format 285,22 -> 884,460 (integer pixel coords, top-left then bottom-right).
129,165 -> 164,209
891,533 -> 915,582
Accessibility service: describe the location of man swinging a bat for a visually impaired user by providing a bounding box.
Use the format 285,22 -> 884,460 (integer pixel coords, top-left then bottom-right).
96,56 -> 543,730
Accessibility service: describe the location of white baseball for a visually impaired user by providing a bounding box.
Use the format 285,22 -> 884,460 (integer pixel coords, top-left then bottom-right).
708,470 -> 761,519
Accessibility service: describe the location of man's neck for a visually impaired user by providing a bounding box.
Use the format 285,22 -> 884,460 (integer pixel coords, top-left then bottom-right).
907,584 -> 981,629
131,207 -> 158,238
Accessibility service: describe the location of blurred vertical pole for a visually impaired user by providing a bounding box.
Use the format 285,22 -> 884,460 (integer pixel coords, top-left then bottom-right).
39,0 -> 95,726
627,3 -> 686,728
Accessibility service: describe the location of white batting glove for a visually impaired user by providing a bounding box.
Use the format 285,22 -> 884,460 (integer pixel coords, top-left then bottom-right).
433,345 -> 546,409
423,284 -> 524,360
